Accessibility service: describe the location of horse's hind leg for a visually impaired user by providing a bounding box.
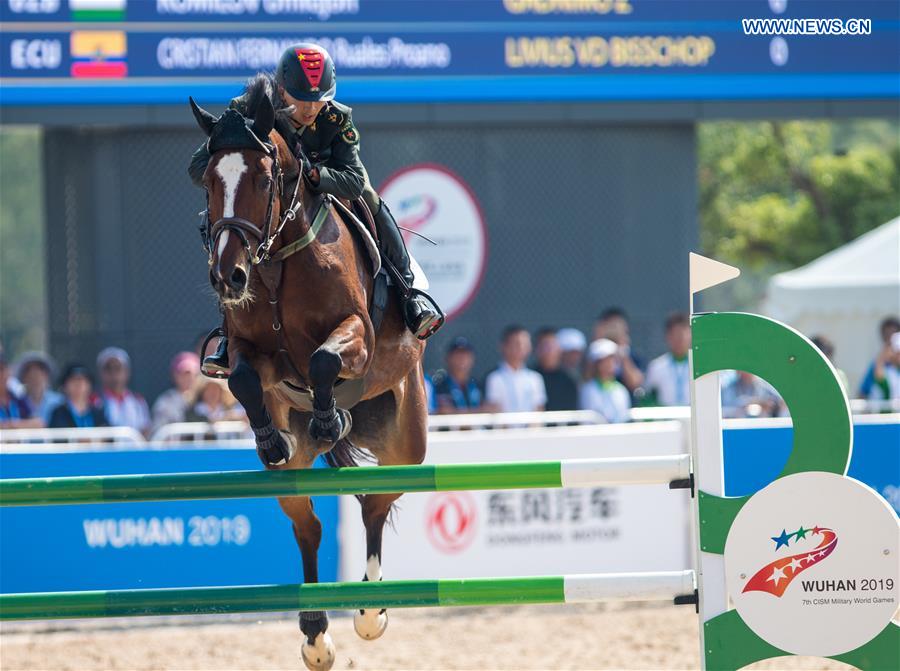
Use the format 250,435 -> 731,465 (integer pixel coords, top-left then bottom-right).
278,494 -> 336,671
353,492 -> 399,640
354,368 -> 428,641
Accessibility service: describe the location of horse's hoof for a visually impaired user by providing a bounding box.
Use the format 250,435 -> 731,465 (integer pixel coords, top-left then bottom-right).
255,429 -> 296,468
354,609 -> 388,641
300,631 -> 335,671
308,407 -> 352,443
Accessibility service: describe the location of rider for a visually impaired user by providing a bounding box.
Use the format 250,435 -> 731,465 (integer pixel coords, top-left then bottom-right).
189,43 -> 443,377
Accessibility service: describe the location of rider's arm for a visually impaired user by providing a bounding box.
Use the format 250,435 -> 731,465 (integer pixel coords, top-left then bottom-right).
314,116 -> 366,201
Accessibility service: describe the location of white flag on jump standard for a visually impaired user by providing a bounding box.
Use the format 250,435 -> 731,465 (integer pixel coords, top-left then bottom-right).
689,253 -> 740,295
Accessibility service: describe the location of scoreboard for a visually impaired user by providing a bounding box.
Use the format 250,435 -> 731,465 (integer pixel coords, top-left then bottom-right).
1,0 -> 897,106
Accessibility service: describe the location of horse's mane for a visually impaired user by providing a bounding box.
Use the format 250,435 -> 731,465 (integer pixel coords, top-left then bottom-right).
240,72 -> 304,171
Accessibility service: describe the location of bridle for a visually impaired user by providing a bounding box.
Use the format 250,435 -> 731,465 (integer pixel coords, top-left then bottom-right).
200,141 -> 303,267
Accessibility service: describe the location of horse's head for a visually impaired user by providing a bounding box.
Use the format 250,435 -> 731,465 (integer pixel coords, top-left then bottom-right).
190,95 -> 287,305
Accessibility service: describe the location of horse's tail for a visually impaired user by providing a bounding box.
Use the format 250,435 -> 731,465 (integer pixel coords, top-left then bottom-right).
323,437 -> 372,503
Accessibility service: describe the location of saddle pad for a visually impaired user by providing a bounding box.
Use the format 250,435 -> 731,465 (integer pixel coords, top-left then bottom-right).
330,198 -> 381,276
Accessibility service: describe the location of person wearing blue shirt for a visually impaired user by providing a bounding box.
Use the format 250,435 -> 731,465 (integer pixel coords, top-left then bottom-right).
432,337 -> 485,414
49,365 -> 108,429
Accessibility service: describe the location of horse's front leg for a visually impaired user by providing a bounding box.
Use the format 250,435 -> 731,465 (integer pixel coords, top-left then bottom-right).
227,345 -> 296,468
307,315 -> 369,443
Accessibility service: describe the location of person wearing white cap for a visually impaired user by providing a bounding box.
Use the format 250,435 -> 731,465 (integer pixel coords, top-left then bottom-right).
556,327 -> 587,378
579,338 -> 631,423
97,346 -> 151,436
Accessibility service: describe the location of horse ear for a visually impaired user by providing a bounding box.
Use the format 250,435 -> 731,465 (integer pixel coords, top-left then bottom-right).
251,94 -> 275,141
189,97 -> 216,136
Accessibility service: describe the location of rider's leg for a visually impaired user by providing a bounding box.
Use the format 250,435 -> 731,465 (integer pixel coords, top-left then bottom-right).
201,312 -> 230,378
364,184 -> 443,339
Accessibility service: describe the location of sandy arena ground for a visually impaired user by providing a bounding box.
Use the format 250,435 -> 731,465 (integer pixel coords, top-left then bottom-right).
1,602 -> 854,671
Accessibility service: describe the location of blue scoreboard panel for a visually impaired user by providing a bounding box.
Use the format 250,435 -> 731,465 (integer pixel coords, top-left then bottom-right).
1,1 -> 897,105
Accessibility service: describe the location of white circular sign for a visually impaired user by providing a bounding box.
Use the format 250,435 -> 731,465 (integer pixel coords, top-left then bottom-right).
380,164 -> 487,321
724,472 -> 899,657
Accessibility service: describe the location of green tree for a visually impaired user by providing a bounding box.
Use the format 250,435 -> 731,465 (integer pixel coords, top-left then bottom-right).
699,120 -> 900,273
0,127 -> 46,356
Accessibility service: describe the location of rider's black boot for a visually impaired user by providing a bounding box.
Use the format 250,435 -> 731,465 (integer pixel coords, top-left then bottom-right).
201,330 -> 230,378
373,201 -> 444,339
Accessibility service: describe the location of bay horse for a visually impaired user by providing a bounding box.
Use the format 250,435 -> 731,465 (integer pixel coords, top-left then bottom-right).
189,83 -> 427,671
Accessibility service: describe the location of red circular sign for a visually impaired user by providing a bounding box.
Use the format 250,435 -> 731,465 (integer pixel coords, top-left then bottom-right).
425,492 -> 478,554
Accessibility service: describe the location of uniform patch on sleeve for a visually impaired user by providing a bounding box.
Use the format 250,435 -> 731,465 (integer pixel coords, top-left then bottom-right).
340,122 -> 359,145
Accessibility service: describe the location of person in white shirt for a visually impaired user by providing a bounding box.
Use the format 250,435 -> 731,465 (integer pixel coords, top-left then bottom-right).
97,347 -> 151,437
644,312 -> 692,407
579,338 -> 631,423
484,325 -> 547,413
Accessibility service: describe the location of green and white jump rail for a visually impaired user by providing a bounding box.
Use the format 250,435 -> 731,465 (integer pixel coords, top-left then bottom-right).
0,455 -> 691,507
0,571 -> 697,621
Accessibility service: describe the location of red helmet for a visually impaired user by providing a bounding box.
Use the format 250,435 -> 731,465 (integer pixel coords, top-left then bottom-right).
275,43 -> 336,102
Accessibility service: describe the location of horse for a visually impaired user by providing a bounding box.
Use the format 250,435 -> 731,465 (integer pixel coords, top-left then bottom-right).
189,81 -> 428,671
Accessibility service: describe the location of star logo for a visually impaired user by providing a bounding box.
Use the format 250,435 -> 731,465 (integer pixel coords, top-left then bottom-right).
743,525 -> 838,598
294,47 -> 325,90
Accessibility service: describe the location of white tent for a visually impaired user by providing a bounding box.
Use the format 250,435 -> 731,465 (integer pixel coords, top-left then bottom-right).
763,217 -> 900,394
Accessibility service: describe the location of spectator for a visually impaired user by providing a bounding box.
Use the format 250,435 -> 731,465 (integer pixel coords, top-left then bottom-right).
49,365 -> 108,428
859,317 -> 900,398
432,337 -> 485,414
152,352 -> 201,432
643,313 -> 692,407
424,373 -> 436,414
14,351 -> 63,425
97,347 -> 151,436
557,328 -> 587,378
721,370 -> 784,418
593,308 -> 645,394
0,347 -> 39,428
810,335 -> 849,392
532,328 -> 578,411
185,377 -> 247,423
579,338 -> 631,423
868,331 -> 900,402
485,325 -> 547,413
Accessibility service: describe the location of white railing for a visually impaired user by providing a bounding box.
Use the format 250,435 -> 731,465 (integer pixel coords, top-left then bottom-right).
427,410 -> 604,430
150,421 -> 252,443
0,426 -> 144,446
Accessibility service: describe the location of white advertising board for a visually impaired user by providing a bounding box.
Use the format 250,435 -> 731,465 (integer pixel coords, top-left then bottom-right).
339,422 -> 691,580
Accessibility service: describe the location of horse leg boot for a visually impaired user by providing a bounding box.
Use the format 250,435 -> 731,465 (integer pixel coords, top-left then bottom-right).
278,496 -> 335,671
353,492 -> 399,641
228,356 -> 296,467
307,317 -> 368,443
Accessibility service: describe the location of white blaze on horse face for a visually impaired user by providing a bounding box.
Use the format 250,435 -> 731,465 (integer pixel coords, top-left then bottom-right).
214,152 -> 248,256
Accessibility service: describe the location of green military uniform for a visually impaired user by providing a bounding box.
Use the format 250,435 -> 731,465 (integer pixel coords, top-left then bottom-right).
189,95 -> 382,215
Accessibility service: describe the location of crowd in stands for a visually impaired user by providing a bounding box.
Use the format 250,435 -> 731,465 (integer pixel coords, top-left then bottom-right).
1,312 -> 898,433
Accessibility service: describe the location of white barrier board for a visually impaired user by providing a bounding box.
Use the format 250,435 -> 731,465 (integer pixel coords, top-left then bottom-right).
339,422 -> 691,580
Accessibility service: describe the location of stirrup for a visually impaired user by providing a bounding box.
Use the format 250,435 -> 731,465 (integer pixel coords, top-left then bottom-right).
405,290 -> 445,340
200,327 -> 229,379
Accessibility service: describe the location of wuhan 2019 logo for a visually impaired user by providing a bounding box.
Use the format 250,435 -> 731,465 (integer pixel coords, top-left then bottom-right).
724,473 -> 898,658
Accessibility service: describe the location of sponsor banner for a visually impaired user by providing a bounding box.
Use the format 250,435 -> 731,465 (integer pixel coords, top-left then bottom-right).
3,1 -> 899,24
724,472 -> 899,657
0,447 -> 338,592
339,422 -> 693,580
380,164 -> 487,321
3,29 -> 897,80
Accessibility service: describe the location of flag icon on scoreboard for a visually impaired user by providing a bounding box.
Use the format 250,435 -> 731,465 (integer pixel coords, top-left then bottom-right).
70,31 -> 128,78
69,0 -> 126,22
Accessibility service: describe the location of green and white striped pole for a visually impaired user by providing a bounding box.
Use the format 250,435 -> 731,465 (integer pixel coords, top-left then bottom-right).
0,571 -> 697,621
0,456 -> 691,507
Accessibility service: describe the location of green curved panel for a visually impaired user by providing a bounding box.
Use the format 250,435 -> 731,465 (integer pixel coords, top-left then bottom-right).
693,312 -> 852,479
703,609 -> 788,671
693,312 -> 853,554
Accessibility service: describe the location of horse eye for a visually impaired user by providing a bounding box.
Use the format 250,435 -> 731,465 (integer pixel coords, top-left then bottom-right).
258,176 -> 272,190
